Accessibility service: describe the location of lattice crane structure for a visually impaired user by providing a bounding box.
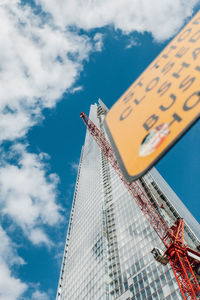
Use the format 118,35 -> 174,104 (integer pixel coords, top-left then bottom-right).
80,112 -> 200,300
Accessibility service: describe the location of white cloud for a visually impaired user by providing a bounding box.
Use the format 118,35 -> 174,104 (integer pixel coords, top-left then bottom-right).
125,38 -> 139,49
0,0 -> 198,143
0,226 -> 27,300
0,226 -> 50,299
70,86 -> 83,94
0,262 -> 27,300
36,0 -> 199,41
0,144 -> 62,246
93,33 -> 104,51
29,228 -> 52,246
31,290 -> 50,300
0,0 -> 100,143
0,226 -> 23,266
70,161 -> 79,173
0,143 -> 60,298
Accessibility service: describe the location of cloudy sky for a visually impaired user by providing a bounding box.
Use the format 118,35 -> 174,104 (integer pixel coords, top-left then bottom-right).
0,0 -> 200,299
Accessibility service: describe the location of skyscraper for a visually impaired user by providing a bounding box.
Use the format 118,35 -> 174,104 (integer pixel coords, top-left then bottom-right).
57,102 -> 200,300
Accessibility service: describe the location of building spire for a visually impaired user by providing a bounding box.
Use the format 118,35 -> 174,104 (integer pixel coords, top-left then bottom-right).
98,98 -> 109,114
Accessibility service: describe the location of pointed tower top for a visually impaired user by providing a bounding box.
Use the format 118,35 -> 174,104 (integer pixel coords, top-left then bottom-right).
98,99 -> 109,114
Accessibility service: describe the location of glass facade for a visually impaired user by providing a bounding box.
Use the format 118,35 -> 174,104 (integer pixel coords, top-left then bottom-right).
57,103 -> 200,300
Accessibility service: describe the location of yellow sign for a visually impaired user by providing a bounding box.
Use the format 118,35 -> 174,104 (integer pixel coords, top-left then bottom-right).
105,11 -> 200,181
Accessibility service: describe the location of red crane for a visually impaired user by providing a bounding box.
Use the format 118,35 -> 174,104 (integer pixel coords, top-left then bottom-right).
80,112 -> 200,300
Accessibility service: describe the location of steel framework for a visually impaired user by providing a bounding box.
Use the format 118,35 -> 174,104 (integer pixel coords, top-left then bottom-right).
80,112 -> 200,300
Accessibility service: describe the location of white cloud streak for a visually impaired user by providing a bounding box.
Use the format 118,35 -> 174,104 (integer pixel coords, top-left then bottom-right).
0,143 -> 61,246
31,290 -> 50,300
70,86 -> 83,94
0,0 -> 98,143
0,0 -> 198,142
0,226 -> 27,300
36,0 -> 199,41
0,0 -> 198,143
0,144 -> 61,298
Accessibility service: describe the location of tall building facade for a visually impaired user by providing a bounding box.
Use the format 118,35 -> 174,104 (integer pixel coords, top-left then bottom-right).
57,103 -> 200,300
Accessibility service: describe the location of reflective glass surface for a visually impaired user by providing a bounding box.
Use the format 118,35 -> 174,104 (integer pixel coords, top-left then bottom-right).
57,104 -> 200,300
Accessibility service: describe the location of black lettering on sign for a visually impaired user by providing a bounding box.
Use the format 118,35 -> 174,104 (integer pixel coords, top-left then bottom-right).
192,16 -> 200,25
183,91 -> 200,111
143,114 -> 159,131
177,28 -> 192,42
179,75 -> 195,92
169,113 -> 182,127
157,81 -> 172,96
150,60 -> 160,70
134,95 -> 146,105
133,78 -> 144,89
123,90 -> 134,103
192,48 -> 200,60
175,47 -> 189,58
195,66 -> 200,72
145,77 -> 160,92
161,62 -> 175,75
159,94 -> 176,111
120,106 -> 133,121
162,45 -> 176,59
189,30 -> 200,43
172,62 -> 190,78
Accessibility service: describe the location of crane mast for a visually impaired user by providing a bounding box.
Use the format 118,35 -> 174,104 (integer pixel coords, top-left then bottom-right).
80,112 -> 200,300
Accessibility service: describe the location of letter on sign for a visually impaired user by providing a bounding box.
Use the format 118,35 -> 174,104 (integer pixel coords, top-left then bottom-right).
104,11 -> 200,182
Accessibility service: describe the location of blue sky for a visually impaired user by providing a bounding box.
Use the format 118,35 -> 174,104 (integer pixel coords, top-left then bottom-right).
0,1 -> 200,299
